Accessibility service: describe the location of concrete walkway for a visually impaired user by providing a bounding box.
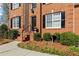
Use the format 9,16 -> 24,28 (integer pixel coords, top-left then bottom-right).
0,41 -> 56,56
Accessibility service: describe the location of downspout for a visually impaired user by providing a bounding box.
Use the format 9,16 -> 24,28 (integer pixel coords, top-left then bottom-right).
40,3 -> 42,36
22,4 -> 25,41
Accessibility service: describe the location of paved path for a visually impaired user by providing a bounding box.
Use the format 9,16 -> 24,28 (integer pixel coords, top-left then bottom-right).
0,41 -> 56,56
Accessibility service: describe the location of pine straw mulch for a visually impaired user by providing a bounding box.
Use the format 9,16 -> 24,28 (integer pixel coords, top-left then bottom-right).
0,39 -> 13,45
20,40 -> 79,56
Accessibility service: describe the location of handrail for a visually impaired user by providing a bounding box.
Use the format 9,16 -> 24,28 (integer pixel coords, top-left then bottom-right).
22,24 -> 31,32
22,24 -> 31,40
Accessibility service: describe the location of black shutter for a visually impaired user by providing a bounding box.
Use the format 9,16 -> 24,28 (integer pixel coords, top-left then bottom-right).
61,12 -> 65,28
43,3 -> 45,5
19,16 -> 21,28
11,19 -> 12,28
43,15 -> 45,28
11,3 -> 12,10
32,3 -> 36,8
19,3 -> 21,7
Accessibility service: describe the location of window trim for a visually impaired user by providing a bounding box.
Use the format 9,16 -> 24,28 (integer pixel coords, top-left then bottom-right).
11,16 -> 21,29
11,3 -> 21,10
45,12 -> 62,29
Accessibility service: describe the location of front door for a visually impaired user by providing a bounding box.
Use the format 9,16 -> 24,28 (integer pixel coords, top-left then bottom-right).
31,16 -> 36,31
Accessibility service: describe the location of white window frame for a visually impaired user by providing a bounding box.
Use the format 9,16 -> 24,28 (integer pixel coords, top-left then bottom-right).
12,3 -> 20,9
12,17 -> 20,29
45,12 -> 62,29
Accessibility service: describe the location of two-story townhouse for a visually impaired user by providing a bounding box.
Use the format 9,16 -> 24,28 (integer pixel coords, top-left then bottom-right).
9,3 -> 79,41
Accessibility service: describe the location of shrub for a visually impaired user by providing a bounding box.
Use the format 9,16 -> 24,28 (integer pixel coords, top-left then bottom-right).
34,32 -> 41,41
53,32 -> 61,42
8,29 -> 19,40
60,32 -> 79,46
43,33 -> 51,41
4,31 -> 9,39
0,24 -> 8,32
69,46 -> 79,52
0,24 -> 8,39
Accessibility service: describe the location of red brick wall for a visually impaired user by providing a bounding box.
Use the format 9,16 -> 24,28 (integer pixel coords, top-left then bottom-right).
41,3 -> 74,36
75,6 -> 79,35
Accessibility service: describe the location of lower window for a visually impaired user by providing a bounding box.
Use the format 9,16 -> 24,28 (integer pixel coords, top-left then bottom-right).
11,16 -> 21,29
45,12 -> 65,29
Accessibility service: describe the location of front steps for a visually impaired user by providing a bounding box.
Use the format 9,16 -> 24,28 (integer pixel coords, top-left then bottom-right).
17,31 -> 34,42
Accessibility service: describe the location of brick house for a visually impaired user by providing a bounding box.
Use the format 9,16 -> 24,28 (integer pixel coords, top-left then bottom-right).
8,3 -> 79,41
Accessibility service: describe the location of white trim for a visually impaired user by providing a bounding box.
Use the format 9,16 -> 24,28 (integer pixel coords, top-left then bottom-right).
46,27 -> 61,29
12,16 -> 20,29
12,27 -> 19,29
12,3 -> 20,9
45,12 -> 62,29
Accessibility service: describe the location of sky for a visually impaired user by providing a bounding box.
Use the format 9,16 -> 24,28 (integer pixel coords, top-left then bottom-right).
0,3 -> 4,24
0,3 -> 3,14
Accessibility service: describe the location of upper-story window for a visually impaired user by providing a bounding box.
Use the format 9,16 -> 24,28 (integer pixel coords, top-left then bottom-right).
43,12 -> 65,29
74,4 -> 79,8
42,3 -> 50,5
32,3 -> 36,9
11,16 -> 21,29
11,3 -> 20,9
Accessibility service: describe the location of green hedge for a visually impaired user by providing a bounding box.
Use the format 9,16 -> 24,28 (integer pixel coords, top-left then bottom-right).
8,29 -> 19,40
60,32 -> 79,46
43,33 -> 51,41
53,32 -> 61,42
34,32 -> 41,41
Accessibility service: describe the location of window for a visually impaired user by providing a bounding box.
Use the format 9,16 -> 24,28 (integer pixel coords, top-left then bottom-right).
45,3 -> 50,4
74,4 -> 79,8
11,3 -> 20,9
11,16 -> 21,29
32,3 -> 36,9
44,12 -> 65,29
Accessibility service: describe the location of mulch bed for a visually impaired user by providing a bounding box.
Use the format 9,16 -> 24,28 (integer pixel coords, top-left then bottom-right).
20,40 -> 79,56
0,39 -> 13,45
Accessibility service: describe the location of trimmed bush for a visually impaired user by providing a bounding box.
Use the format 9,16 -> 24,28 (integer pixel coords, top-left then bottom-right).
43,33 -> 51,41
0,24 -> 19,40
8,29 -> 19,40
60,32 -> 79,46
53,32 -> 61,42
34,32 -> 41,41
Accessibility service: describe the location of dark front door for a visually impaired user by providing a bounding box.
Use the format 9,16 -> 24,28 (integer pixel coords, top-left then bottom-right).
31,16 -> 36,31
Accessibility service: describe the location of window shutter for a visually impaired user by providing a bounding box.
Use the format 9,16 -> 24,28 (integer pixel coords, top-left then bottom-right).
32,3 -> 36,8
61,12 -> 65,28
43,15 -> 45,28
11,19 -> 12,28
19,16 -> 21,28
19,3 -> 21,7
11,3 -> 12,10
